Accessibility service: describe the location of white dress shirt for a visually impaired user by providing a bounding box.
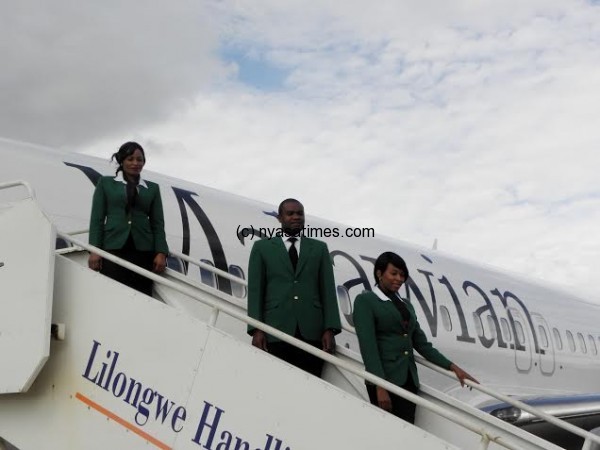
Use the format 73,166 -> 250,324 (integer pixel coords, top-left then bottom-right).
281,234 -> 301,257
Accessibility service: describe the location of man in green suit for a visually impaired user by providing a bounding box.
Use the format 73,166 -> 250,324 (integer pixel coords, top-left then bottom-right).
247,198 -> 341,377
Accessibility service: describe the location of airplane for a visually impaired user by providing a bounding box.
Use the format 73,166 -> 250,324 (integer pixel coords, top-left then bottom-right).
1,136 -> 599,449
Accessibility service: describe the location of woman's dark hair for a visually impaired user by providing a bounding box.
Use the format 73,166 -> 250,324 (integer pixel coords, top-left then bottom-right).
373,251 -> 409,284
111,141 -> 145,174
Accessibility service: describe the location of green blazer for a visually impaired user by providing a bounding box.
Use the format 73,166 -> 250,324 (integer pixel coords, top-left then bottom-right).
353,287 -> 452,388
247,236 -> 342,343
89,175 -> 169,254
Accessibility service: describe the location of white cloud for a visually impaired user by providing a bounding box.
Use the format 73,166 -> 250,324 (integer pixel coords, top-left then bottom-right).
3,1 -> 600,298
0,0 -> 225,146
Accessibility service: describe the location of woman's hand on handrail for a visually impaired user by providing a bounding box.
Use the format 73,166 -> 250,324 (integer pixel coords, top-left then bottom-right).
449,363 -> 479,387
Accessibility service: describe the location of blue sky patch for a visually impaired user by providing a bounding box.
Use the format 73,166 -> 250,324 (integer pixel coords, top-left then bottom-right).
222,46 -> 288,91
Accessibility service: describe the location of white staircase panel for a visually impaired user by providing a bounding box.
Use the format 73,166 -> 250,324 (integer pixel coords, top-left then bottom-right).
0,199 -> 55,393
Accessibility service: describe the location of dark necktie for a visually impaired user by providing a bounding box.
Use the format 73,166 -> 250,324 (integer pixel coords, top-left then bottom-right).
288,237 -> 298,271
125,179 -> 138,213
385,291 -> 410,330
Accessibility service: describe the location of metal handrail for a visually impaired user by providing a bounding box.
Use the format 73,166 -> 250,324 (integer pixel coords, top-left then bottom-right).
169,249 -> 246,285
66,237 -> 600,448
66,235 -> 244,285
0,180 -> 36,199
418,356 -> 600,447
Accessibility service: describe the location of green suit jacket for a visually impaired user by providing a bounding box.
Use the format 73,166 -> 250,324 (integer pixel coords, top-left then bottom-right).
353,287 -> 452,388
247,236 -> 341,343
89,175 -> 169,254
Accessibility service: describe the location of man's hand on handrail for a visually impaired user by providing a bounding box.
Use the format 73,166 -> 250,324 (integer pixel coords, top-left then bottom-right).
251,330 -> 268,351
88,253 -> 102,271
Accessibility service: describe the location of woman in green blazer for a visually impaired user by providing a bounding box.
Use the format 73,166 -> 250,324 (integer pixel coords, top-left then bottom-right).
353,252 -> 477,424
88,142 -> 168,296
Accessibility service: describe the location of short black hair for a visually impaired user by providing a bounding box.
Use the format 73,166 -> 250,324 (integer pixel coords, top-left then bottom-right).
373,251 -> 409,284
278,198 -> 302,216
111,141 -> 145,175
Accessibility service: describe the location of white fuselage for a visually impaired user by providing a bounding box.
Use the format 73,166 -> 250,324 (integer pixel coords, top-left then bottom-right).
2,138 -> 599,404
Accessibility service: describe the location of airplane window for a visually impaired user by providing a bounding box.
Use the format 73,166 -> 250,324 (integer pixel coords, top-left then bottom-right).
166,256 -> 184,274
55,237 -> 69,250
228,265 -> 247,299
336,286 -> 354,327
486,315 -> 496,337
537,325 -> 549,348
588,335 -> 597,356
199,259 -> 217,289
472,313 -> 484,338
440,306 -> 452,332
552,328 -> 563,351
500,318 -> 512,342
566,331 -> 576,352
514,320 -> 525,345
578,333 -> 587,354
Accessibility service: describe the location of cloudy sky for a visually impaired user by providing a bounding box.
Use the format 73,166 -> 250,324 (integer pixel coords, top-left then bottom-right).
3,1 -> 600,299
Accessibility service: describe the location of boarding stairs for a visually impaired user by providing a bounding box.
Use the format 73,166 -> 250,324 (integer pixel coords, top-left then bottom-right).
0,181 -> 599,450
